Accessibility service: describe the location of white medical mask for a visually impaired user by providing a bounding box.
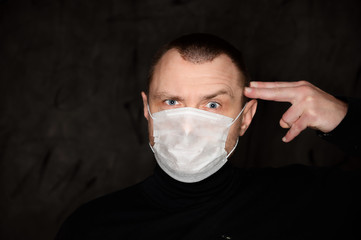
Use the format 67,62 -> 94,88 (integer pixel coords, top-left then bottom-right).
148,104 -> 247,183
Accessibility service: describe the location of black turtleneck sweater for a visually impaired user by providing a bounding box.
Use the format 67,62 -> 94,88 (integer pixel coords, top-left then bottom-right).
56,98 -> 361,240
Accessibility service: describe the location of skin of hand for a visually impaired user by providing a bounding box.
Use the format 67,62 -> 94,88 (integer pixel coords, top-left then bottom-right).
244,81 -> 348,142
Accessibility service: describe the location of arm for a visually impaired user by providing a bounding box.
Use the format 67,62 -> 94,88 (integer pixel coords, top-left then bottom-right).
317,97 -> 361,157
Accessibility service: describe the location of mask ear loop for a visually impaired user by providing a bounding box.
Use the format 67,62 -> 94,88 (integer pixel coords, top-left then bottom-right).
147,104 -> 155,119
149,142 -> 155,153
226,102 -> 248,158
147,104 -> 156,153
227,102 -> 248,127
226,138 -> 238,158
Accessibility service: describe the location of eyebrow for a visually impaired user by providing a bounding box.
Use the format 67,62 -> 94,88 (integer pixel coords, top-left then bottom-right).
201,89 -> 234,101
152,89 -> 233,101
152,92 -> 185,101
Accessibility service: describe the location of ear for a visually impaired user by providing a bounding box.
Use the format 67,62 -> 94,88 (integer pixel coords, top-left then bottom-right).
239,99 -> 257,136
141,91 -> 149,120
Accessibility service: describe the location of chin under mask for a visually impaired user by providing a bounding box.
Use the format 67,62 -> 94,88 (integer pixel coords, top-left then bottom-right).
148,104 -> 246,183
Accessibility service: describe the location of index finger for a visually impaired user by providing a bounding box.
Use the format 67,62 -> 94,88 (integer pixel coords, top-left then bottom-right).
250,81 -> 308,88
244,86 -> 297,103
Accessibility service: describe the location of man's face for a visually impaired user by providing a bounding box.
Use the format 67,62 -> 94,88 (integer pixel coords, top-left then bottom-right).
142,49 -> 247,154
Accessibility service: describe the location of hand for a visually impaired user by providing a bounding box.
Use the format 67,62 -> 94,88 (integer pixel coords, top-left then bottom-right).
244,81 -> 348,142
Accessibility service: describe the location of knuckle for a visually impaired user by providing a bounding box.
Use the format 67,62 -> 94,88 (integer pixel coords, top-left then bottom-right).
281,113 -> 291,124
298,85 -> 312,94
298,85 -> 316,103
281,118 -> 291,128
298,80 -> 309,86
307,109 -> 317,119
305,95 -> 315,105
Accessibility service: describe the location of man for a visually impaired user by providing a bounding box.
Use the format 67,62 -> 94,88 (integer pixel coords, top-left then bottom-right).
56,33 -> 360,239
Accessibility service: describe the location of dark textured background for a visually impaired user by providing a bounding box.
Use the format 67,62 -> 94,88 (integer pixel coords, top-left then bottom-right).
1,0 -> 361,239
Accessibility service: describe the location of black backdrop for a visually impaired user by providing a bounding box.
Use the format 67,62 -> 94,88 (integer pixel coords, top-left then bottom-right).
1,0 -> 361,239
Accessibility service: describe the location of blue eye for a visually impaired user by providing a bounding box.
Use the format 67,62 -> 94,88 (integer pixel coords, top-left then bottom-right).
206,102 -> 220,109
165,99 -> 178,106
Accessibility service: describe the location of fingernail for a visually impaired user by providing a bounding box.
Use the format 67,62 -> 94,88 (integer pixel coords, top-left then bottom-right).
245,87 -> 251,93
250,82 -> 257,87
282,137 -> 287,142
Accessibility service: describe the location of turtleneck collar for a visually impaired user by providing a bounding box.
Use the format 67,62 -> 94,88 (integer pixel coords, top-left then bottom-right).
142,162 -> 244,211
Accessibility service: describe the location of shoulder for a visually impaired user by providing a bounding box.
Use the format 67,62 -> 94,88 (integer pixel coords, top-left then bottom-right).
245,164 -> 360,191
246,164 -> 319,181
56,181 -> 149,239
80,181 -> 145,215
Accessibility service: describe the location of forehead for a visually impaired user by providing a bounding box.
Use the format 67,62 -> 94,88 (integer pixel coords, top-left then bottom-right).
150,49 -> 243,95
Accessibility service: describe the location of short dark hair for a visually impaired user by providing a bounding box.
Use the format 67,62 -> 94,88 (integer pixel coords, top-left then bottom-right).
147,33 -> 250,101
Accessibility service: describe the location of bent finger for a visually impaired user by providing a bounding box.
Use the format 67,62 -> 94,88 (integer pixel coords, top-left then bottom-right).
281,104 -> 304,128
282,117 -> 308,142
280,119 -> 290,129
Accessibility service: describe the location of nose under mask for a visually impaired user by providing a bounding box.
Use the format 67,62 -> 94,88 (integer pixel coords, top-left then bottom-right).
148,104 -> 247,183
